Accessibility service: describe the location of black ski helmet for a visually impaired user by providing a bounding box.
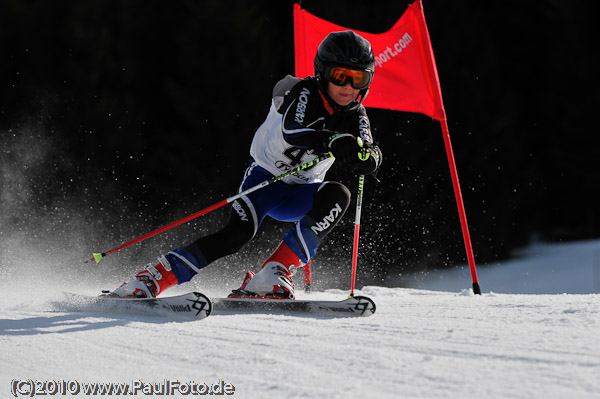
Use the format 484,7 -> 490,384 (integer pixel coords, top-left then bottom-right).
314,31 -> 375,108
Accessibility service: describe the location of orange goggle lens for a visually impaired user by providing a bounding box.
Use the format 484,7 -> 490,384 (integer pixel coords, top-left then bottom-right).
327,67 -> 372,90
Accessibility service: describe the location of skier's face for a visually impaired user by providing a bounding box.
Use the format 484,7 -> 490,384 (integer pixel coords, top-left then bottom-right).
326,81 -> 359,106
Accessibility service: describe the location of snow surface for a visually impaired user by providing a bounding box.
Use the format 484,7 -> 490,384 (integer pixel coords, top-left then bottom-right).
401,239 -> 600,295
1,241 -> 600,399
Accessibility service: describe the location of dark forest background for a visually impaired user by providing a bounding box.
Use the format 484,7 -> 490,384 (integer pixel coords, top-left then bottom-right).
1,0 -> 598,287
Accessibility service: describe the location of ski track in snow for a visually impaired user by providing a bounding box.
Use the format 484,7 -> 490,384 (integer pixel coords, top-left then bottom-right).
1,285 -> 598,399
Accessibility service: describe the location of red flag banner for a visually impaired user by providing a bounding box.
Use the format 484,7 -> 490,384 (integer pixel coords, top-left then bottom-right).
294,0 -> 446,121
294,0 -> 481,293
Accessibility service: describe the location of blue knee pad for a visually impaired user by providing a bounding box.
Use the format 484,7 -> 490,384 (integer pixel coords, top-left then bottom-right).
163,246 -> 208,284
283,216 -> 321,264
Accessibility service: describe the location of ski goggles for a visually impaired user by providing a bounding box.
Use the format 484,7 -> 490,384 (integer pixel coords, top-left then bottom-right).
326,66 -> 373,90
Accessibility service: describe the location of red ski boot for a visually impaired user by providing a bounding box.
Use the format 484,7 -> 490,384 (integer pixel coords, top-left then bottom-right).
106,256 -> 179,298
230,241 -> 301,299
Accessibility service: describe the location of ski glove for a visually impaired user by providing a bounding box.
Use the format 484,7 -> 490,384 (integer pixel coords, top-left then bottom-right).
326,132 -> 362,164
352,142 -> 382,176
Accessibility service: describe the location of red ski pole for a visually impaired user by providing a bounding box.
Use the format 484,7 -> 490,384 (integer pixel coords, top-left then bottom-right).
303,259 -> 312,292
349,174 -> 365,297
86,155 -> 331,264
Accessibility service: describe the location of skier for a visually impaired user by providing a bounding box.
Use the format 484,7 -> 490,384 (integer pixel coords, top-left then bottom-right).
107,31 -> 382,300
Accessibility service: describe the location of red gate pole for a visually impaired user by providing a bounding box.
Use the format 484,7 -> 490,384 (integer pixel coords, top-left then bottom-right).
440,118 -> 480,294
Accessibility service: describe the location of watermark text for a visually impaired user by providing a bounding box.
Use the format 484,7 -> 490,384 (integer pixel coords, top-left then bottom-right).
10,378 -> 236,397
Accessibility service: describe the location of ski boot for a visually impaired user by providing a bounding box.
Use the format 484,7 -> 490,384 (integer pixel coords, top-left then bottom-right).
229,241 -> 301,299
104,256 -> 178,299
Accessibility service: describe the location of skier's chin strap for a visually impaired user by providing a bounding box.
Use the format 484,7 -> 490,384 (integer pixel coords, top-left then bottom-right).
317,88 -> 336,115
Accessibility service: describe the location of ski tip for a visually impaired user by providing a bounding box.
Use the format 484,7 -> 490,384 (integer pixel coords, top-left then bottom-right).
188,292 -> 213,319
349,295 -> 377,316
92,253 -> 104,263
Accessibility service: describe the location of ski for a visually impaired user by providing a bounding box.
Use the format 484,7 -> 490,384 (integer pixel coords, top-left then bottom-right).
61,292 -> 375,319
62,292 -> 212,320
211,295 -> 376,317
